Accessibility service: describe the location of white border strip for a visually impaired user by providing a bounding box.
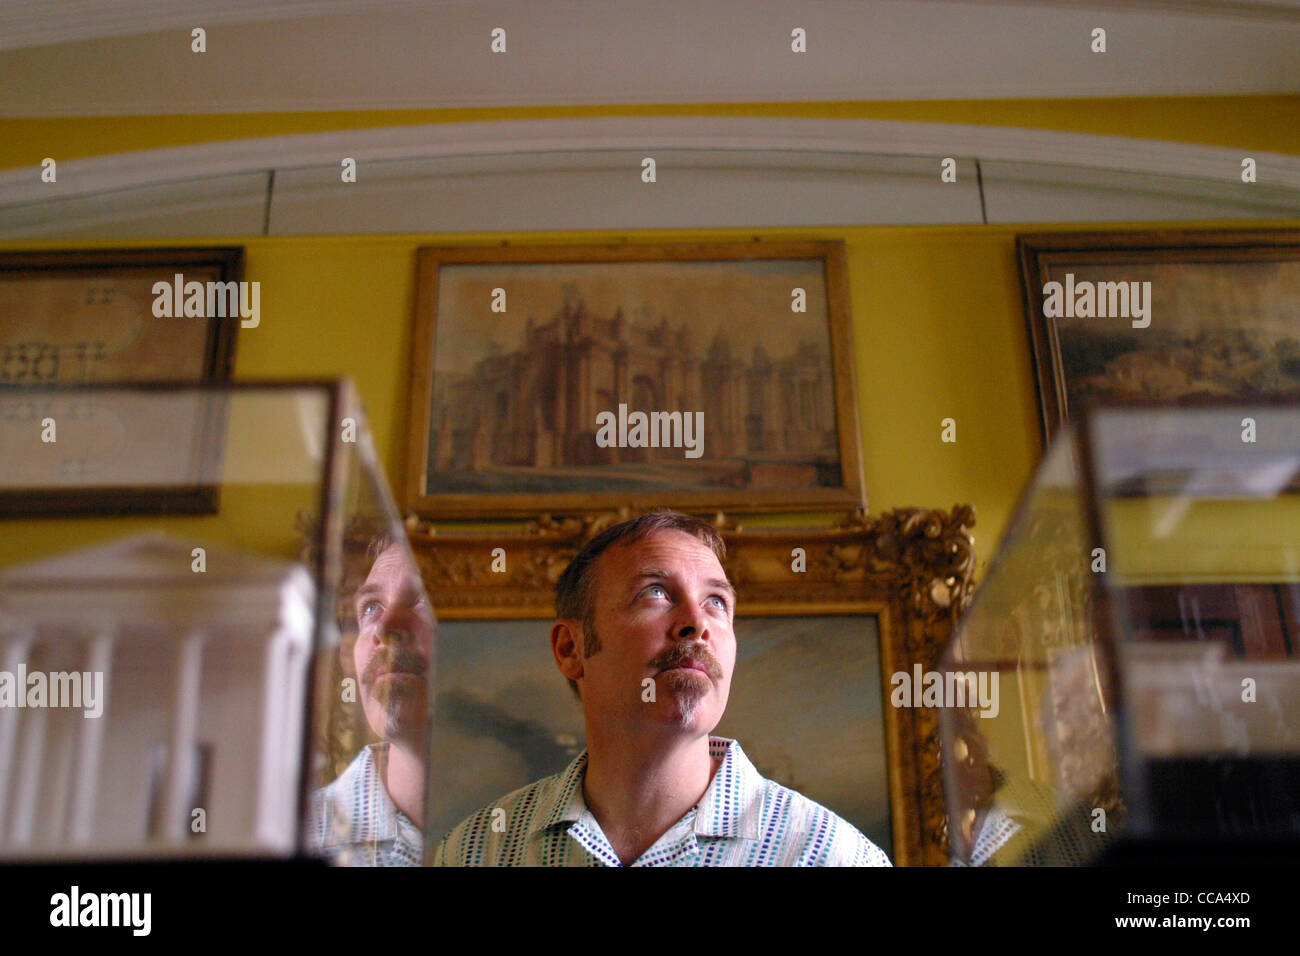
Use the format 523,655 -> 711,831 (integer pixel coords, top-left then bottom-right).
1,116 -> 1296,207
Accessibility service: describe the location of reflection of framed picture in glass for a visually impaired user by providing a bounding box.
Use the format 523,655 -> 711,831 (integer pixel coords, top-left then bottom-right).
1018,229 -> 1300,443
0,384 -> 229,517
408,505 -> 977,866
405,241 -> 865,518
0,248 -> 243,516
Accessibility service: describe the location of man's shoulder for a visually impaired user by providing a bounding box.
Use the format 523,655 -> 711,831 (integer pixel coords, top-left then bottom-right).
309,748 -> 370,827
432,765 -> 573,866
749,771 -> 892,867
308,745 -> 392,860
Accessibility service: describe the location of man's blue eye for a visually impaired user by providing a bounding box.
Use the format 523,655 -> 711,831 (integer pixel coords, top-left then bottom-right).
708,595 -> 728,609
646,585 -> 667,598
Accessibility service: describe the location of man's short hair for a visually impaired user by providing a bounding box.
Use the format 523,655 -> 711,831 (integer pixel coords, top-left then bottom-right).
366,529 -> 397,563
554,509 -> 727,696
336,528 -> 400,631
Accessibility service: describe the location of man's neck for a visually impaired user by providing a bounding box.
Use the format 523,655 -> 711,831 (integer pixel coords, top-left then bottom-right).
581,730 -> 719,866
379,739 -> 426,828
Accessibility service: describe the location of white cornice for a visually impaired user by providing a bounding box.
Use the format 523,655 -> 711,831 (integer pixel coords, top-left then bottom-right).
1,116 -> 1297,209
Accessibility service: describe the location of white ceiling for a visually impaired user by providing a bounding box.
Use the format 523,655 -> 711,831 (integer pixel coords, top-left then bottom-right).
1,0 -> 1298,117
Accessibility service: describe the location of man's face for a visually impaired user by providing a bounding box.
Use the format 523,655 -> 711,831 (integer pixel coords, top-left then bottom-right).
576,530 -> 736,736
351,543 -> 433,745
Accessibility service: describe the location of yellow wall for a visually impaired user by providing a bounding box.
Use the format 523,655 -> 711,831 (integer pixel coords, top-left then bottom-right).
1,97 -> 1298,575
1104,496 -> 1300,583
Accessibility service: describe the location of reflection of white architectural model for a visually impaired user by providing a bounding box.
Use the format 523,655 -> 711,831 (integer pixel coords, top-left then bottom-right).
0,533 -> 314,858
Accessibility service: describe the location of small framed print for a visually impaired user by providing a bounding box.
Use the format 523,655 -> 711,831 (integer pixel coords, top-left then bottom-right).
0,247 -> 243,516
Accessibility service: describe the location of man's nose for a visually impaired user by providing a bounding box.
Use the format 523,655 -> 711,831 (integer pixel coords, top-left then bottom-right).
673,604 -> 711,642
379,603 -> 435,650
368,606 -> 414,645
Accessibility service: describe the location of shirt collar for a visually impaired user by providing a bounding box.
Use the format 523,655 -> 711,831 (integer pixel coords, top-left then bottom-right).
694,737 -> 764,839
319,742 -> 402,847
537,749 -> 590,831
532,736 -> 764,841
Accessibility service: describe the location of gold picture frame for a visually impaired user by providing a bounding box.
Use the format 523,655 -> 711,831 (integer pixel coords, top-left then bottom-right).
393,504 -> 976,867
405,241 -> 866,518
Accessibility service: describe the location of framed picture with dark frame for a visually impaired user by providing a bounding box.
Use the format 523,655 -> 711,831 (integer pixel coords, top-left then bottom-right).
405,241 -> 865,518
1017,229 -> 1300,444
0,247 -> 243,516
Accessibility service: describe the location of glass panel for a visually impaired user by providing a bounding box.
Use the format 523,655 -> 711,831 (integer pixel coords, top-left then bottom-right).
1088,404 -> 1300,839
939,426 -> 1120,865
306,387 -> 434,866
941,401 -> 1300,866
0,382 -> 434,864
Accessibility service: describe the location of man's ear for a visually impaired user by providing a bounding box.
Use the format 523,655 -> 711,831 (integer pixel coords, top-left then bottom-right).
551,619 -> 584,684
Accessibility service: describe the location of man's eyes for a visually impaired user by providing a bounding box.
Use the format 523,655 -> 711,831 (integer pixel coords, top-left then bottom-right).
641,585 -> 730,611
358,598 -> 431,627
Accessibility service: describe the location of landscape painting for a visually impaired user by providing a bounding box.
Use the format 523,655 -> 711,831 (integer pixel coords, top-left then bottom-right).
1018,230 -> 1300,441
405,242 -> 865,517
425,614 -> 892,856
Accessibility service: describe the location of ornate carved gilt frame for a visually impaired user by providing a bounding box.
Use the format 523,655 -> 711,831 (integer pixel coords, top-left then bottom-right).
402,504 -> 975,867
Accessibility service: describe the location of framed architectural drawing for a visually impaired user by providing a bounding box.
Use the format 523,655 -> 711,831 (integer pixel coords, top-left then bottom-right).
1018,229 -> 1300,443
405,241 -> 865,518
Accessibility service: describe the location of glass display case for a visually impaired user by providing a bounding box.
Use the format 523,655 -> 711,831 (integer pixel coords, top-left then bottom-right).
0,381 -> 434,864
940,400 -> 1300,865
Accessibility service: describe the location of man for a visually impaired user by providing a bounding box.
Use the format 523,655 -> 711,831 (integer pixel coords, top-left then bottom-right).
309,532 -> 433,866
433,509 -> 890,866
947,707 -> 1115,867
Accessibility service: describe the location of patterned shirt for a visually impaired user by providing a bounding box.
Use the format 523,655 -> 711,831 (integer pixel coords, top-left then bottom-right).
308,742 -> 423,866
958,777 -> 1112,866
432,736 -> 891,867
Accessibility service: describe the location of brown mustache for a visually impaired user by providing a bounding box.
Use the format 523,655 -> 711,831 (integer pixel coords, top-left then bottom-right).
653,642 -> 723,680
362,645 -> 428,686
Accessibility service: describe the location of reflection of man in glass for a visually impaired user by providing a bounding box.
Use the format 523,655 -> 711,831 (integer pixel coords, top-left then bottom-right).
433,509 -> 890,866
947,706 -> 1109,866
309,532 -> 432,866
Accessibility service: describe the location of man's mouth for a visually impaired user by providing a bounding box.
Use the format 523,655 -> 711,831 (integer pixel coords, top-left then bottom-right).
652,643 -> 722,681
659,658 -> 712,678
364,652 -> 427,685
374,667 -> 423,679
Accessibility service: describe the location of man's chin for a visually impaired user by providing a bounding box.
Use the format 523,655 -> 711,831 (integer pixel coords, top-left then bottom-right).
379,713 -> 428,747
653,674 -> 718,728
363,693 -> 428,744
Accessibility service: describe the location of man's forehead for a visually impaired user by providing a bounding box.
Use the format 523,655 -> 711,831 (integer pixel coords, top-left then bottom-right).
600,529 -> 727,580
362,543 -> 419,588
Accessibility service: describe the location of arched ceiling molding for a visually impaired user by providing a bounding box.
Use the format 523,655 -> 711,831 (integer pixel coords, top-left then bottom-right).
1,116 -> 1297,209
